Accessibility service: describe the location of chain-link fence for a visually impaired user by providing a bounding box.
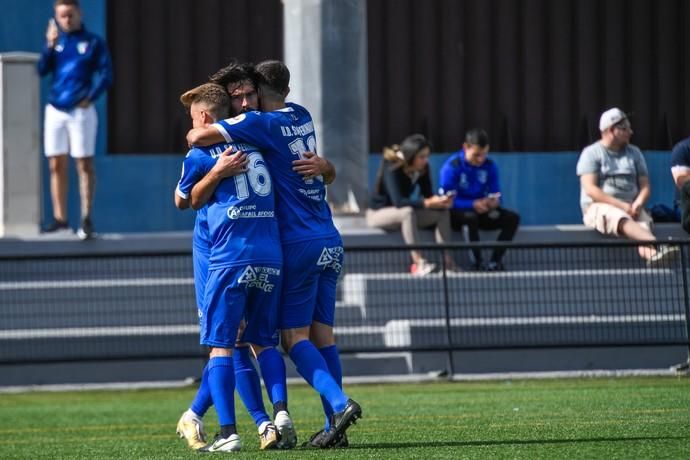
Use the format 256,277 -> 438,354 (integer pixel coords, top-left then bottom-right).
1,241 -> 689,364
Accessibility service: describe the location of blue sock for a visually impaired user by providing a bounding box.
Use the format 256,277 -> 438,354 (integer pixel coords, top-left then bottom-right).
256,347 -> 288,408
207,356 -> 236,426
288,340 -> 347,412
233,347 -> 270,426
319,345 -> 343,429
190,363 -> 212,417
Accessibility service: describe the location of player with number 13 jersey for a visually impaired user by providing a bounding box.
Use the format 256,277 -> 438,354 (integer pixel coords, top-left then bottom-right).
213,102 -> 339,245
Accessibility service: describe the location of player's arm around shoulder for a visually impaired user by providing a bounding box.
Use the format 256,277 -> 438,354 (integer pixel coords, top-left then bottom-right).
190,146 -> 249,210
186,121 -> 227,147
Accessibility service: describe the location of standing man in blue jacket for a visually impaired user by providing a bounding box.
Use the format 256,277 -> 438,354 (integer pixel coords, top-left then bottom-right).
439,129 -> 520,271
37,0 -> 112,239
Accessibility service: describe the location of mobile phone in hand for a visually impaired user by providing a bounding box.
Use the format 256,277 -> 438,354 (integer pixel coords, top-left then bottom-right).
487,192 -> 501,199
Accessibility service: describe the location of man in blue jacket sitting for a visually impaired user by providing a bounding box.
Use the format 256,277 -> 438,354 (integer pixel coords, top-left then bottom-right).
439,129 -> 520,271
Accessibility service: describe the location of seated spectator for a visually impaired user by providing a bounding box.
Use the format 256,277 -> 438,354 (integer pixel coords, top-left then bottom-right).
367,133 -> 456,275
438,129 -> 520,271
577,108 -> 678,267
671,133 -> 690,233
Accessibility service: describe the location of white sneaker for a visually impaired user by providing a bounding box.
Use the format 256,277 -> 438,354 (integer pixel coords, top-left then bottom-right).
258,421 -> 278,450
410,259 -> 437,276
647,245 -> 680,268
176,410 -> 206,450
200,433 -> 242,452
274,410 -> 297,449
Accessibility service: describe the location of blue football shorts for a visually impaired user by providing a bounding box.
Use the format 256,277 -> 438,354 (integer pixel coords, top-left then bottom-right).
192,244 -> 210,315
280,235 -> 344,329
200,263 -> 282,348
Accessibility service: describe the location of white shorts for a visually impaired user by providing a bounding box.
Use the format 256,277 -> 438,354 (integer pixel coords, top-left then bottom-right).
43,104 -> 97,158
583,202 -> 652,236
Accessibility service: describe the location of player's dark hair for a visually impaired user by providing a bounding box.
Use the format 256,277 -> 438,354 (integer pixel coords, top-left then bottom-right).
373,133 -> 431,194
54,0 -> 80,8
255,60 -> 290,99
209,61 -> 259,92
464,128 -> 489,148
179,83 -> 230,120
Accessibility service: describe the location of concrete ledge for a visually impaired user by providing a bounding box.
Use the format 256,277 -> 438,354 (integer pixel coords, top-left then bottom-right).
1,220 -> 688,257
333,215 -> 690,246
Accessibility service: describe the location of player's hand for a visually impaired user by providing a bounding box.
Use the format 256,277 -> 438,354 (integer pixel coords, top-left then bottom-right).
630,200 -> 644,219
46,19 -> 58,48
211,146 -> 248,179
77,99 -> 91,108
292,151 -> 324,180
473,198 -> 490,213
424,195 -> 452,209
619,201 -> 634,216
486,196 -> 500,209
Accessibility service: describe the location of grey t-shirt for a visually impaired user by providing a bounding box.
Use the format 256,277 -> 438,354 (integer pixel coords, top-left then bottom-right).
576,141 -> 648,211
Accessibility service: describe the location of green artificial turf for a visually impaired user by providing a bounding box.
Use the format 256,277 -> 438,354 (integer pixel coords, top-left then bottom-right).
0,377 -> 688,459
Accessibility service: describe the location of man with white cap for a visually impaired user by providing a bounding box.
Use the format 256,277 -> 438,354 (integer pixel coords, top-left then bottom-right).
576,108 -> 678,267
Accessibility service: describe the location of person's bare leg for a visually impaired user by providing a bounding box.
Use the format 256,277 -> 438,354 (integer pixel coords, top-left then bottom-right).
75,157 -> 95,219
618,219 -> 656,259
48,155 -> 69,223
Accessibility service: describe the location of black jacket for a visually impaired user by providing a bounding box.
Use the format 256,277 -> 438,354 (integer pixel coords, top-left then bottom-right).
370,161 -> 433,209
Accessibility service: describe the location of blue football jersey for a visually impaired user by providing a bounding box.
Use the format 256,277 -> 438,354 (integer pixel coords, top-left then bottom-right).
176,142 -> 280,269
176,148 -> 215,253
213,103 -> 339,245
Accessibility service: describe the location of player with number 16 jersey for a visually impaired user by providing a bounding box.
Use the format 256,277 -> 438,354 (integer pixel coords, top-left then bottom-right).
178,139 -> 282,349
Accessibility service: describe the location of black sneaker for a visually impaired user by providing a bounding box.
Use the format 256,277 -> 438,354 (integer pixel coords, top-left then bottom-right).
321,399 -> 361,447
42,219 -> 69,233
77,217 -> 94,240
302,429 -> 349,448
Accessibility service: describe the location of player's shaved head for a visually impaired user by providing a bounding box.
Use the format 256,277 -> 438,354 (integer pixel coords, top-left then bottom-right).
255,60 -> 290,100
180,83 -> 230,120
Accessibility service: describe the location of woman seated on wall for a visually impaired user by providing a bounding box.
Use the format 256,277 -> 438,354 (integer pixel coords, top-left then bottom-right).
366,133 -> 457,275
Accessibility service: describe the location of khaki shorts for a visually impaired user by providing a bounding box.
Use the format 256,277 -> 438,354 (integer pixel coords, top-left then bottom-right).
583,202 -> 652,236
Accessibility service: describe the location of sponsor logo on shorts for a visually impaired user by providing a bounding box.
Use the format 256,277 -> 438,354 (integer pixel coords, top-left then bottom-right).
297,187 -> 324,202
317,246 -> 343,273
227,204 -> 274,220
238,265 -> 280,292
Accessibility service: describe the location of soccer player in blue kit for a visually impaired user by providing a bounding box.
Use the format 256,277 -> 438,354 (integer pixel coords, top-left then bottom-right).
175,81 -> 289,452
187,60 -> 362,448
175,72 -> 289,450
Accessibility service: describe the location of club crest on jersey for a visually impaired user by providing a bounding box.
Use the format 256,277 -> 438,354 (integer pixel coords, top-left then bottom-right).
55,44 -> 64,52
317,246 -> 343,273
77,41 -> 89,54
227,114 -> 246,125
238,265 -> 280,292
